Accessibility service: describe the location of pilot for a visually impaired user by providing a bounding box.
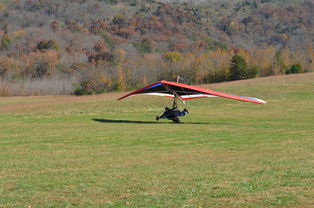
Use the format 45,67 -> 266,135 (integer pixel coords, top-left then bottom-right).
156,107 -> 188,121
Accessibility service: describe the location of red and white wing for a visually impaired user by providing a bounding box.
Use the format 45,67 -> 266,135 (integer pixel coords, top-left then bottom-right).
117,80 -> 266,104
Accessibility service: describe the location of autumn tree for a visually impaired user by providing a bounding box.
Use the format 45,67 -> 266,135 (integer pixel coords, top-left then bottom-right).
25,51 -> 60,78
191,56 -> 203,83
115,49 -> 126,91
0,56 -> 21,78
164,52 -> 182,65
74,73 -> 112,95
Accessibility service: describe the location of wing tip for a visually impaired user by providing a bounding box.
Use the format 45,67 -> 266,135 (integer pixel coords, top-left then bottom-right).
255,98 -> 267,104
117,80 -> 163,101
117,94 -> 129,101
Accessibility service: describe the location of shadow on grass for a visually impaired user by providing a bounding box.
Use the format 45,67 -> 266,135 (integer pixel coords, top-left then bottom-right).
92,118 -> 229,125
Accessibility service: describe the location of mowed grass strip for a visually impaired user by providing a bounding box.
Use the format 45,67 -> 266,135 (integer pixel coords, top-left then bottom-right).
0,73 -> 314,208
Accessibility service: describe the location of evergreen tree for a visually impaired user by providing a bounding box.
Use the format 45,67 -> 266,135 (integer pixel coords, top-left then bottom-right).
229,54 -> 258,80
0,35 -> 12,51
229,55 -> 247,80
286,64 -> 303,74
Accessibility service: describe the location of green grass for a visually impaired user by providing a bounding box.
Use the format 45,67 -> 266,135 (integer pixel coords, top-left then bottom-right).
0,74 -> 314,208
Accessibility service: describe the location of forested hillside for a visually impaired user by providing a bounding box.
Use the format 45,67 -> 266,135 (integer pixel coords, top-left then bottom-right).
0,0 -> 313,96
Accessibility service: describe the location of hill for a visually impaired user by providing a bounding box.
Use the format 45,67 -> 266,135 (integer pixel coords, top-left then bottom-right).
0,0 -> 313,96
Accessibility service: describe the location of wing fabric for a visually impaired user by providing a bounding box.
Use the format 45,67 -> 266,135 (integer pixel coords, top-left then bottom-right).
117,80 -> 266,104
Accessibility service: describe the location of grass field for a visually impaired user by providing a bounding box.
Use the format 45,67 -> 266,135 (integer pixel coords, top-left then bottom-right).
0,73 -> 314,208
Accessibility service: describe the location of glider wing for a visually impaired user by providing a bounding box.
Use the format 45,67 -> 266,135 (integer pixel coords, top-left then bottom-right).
117,80 -> 266,104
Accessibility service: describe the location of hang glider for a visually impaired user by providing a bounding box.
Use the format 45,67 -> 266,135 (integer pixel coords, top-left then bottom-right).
117,80 -> 267,104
